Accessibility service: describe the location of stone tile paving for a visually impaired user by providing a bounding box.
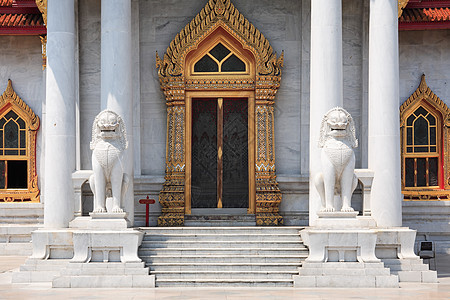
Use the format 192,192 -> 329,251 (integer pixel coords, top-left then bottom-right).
0,255 -> 449,299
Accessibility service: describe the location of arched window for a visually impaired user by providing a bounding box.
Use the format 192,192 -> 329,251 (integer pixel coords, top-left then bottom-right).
0,80 -> 40,202
400,75 -> 450,200
404,106 -> 440,188
194,42 -> 246,73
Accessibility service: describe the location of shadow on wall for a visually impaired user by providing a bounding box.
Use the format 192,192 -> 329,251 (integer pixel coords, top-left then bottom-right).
81,181 -> 93,216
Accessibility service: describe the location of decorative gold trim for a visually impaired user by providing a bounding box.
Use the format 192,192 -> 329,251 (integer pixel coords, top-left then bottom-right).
0,80 -> 40,203
40,36 -> 47,70
156,0 -> 283,82
398,0 -> 409,18
35,0 -> 47,26
400,74 -> 450,197
156,0 -> 283,226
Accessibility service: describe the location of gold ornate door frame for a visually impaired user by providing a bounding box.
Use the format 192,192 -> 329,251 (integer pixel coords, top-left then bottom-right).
156,0 -> 284,226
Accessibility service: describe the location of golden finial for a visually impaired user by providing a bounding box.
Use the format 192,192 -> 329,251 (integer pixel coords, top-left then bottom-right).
419,74 -> 427,93
5,79 -> 14,97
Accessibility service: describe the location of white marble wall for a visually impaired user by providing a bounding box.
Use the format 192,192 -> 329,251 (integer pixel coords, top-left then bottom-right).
78,0 -> 101,170
0,36 -> 44,197
399,30 -> 450,106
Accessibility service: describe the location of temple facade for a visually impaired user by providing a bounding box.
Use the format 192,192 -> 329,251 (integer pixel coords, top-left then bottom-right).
0,0 -> 449,288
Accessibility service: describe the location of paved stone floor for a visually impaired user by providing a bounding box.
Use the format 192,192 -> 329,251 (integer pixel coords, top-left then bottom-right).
0,255 -> 449,299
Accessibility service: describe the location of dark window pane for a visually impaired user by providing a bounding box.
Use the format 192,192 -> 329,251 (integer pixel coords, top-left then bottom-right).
5,150 -> 18,155
429,158 -> 438,186
191,99 -> 217,208
414,146 -> 428,152
194,55 -> 218,72
0,118 -> 5,127
430,127 -> 436,145
407,128 -> 412,145
223,99 -> 248,208
4,110 -> 18,120
20,131 -> 25,148
413,116 -> 428,145
407,115 -> 415,126
7,160 -> 27,188
417,158 -> 427,187
17,117 -> 25,129
0,129 -> 2,148
405,158 -> 414,187
4,121 -> 19,149
414,106 -> 428,117
427,113 -> 436,125
222,54 -> 246,72
430,146 -> 437,152
0,161 -> 5,189
20,150 -> 25,155
0,150 -> 3,155
407,147 -> 413,153
209,43 -> 230,62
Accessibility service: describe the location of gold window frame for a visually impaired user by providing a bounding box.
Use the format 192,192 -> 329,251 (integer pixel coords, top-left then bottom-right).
0,80 -> 40,202
400,75 -> 450,200
189,36 -> 251,76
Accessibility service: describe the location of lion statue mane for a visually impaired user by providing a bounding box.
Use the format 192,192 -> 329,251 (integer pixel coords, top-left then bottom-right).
314,107 -> 359,213
89,110 -> 129,213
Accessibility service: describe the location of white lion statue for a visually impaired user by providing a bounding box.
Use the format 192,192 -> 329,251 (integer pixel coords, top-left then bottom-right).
89,110 -> 129,213
314,107 -> 358,212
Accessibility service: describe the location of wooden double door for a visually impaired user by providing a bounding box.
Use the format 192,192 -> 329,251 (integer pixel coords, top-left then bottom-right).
190,97 -> 250,209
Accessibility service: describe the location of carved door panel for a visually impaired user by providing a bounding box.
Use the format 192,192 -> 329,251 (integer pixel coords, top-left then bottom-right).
191,98 -> 248,209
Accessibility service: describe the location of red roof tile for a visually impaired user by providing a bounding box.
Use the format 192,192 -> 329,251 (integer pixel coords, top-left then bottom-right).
0,0 -> 13,6
0,13 -> 43,26
400,7 -> 450,22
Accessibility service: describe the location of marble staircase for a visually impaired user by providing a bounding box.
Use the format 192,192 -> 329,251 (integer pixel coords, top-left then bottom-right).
0,203 -> 44,255
138,227 -> 308,287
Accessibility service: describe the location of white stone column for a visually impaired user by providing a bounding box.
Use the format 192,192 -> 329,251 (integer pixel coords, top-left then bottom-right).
101,0 -> 134,224
43,0 -> 76,228
368,0 -> 402,227
309,0 -> 343,225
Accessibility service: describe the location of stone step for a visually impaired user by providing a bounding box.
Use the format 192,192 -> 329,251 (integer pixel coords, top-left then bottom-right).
382,258 -> 424,265
0,203 -> 44,225
148,262 -> 300,272
139,248 -> 307,256
155,278 -> 293,287
298,267 -> 391,276
387,263 -> 429,271
13,259 -> 70,282
143,233 -> 302,242
140,227 -> 304,235
184,215 -> 257,227
301,262 -> 385,269
53,274 -> 155,288
139,227 -> 306,287
294,274 -> 399,288
61,267 -> 150,276
142,255 -> 307,264
0,242 -> 32,256
12,270 -> 59,283
391,270 -> 438,283
141,240 -> 304,248
153,270 -> 296,280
